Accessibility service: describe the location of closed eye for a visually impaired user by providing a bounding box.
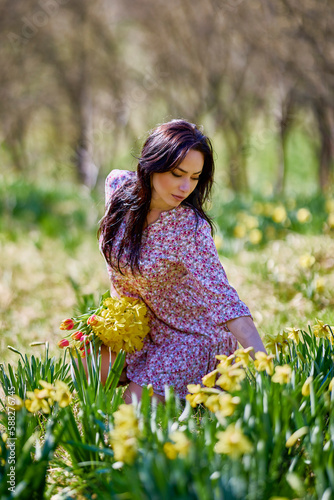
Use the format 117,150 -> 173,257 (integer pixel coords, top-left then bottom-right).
172,172 -> 200,181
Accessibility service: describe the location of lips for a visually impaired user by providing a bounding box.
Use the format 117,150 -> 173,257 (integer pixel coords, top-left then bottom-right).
172,194 -> 185,201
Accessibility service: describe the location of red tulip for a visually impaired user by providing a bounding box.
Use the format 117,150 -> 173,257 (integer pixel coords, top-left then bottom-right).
60,319 -> 75,331
80,348 -> 91,358
58,338 -> 70,348
87,315 -> 99,326
71,331 -> 84,341
79,344 -> 91,358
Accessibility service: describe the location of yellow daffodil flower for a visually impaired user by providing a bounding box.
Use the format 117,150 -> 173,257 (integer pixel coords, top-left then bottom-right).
285,327 -> 301,344
272,206 -> 287,224
216,365 -> 246,392
186,391 -> 208,408
186,385 -> 220,408
111,436 -> 138,465
243,215 -> 259,230
263,331 -> 290,353
314,277 -> 325,294
25,389 -> 52,414
202,370 -> 219,388
233,224 -> 247,239
234,347 -> 254,368
37,380 -> 72,407
296,208 -> 312,223
187,384 -> 202,394
215,354 -> 235,366
213,393 -> 240,417
299,254 -> 315,269
38,380 -> 55,394
113,404 -> 138,430
214,424 -> 253,458
163,431 -> 191,460
110,404 -> 140,464
203,394 -> 220,413
254,352 -> 275,375
312,319 -> 333,339
52,380 -> 72,407
24,380 -> 72,414
248,229 -> 263,245
202,390 -> 230,413
91,297 -> 149,354
272,365 -> 292,385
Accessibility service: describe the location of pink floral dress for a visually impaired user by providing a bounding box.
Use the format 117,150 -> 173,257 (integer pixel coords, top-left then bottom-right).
102,169 -> 252,398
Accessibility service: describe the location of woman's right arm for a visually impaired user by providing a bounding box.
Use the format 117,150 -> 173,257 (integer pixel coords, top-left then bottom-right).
226,316 -> 267,357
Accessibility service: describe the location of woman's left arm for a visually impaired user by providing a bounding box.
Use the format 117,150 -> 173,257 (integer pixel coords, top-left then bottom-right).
226,316 -> 267,357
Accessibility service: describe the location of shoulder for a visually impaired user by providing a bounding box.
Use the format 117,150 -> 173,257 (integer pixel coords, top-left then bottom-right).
172,205 -> 212,242
105,169 -> 136,191
178,205 -> 210,232
105,169 -> 136,203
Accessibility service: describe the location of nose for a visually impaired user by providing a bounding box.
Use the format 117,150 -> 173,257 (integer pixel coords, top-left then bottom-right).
179,178 -> 191,193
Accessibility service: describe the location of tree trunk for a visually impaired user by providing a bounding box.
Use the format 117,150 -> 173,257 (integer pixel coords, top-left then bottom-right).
73,87 -> 98,190
72,5 -> 99,190
313,102 -> 334,193
5,119 -> 28,172
224,123 -> 249,193
274,93 -> 295,196
228,147 -> 249,193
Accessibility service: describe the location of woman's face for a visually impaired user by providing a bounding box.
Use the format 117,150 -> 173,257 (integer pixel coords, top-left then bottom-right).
150,149 -> 204,211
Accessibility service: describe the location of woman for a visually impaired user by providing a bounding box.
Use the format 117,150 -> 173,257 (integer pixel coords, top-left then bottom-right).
98,119 -> 266,403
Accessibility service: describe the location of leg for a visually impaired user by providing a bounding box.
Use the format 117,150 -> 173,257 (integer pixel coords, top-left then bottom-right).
77,344 -> 128,385
123,381 -> 165,405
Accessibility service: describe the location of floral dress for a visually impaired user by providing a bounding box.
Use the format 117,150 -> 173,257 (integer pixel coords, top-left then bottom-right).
102,169 -> 252,398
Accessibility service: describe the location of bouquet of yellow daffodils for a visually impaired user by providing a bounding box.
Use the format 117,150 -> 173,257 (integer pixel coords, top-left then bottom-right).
57,291 -> 150,357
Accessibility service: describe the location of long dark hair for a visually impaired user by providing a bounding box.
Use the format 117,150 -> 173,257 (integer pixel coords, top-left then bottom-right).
99,119 -> 215,274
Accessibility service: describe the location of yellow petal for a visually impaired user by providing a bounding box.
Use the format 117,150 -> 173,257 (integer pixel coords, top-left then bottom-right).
202,370 -> 218,388
286,427 -> 308,448
301,376 -> 313,397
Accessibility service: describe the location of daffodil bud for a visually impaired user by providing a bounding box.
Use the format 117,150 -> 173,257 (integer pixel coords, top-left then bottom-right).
59,318 -> 75,330
57,338 -> 70,348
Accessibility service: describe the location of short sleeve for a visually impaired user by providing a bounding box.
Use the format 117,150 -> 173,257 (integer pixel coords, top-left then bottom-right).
105,169 -> 135,206
100,169 -> 134,262
179,216 -> 252,325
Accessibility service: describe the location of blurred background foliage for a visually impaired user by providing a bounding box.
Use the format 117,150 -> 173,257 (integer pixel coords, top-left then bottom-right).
1,0 -> 334,362
1,0 -> 333,193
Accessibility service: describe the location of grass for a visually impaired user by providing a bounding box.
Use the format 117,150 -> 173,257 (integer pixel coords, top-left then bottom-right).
0,162 -> 333,364
1,327 -> 333,499
1,195 -> 333,365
